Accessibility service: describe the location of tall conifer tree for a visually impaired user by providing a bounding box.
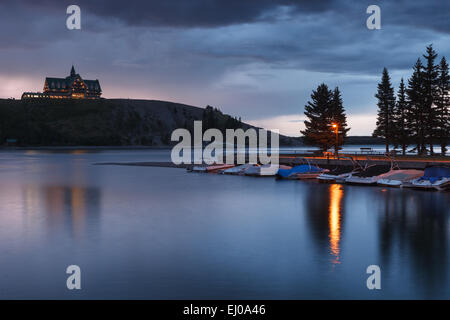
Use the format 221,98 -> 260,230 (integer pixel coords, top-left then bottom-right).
373,68 -> 396,152
422,44 -> 439,155
406,59 -> 427,155
301,84 -> 350,151
330,87 -> 350,153
436,56 -> 450,155
393,78 -> 409,155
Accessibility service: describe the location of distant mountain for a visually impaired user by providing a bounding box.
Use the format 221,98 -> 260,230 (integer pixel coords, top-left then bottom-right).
0,99 -> 302,146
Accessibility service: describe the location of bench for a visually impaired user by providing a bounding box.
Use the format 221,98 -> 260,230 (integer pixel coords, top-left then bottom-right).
360,147 -> 373,154
306,149 -> 323,156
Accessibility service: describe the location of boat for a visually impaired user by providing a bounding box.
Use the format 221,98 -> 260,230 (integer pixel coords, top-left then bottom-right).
344,154 -> 404,186
205,164 -> 235,173
244,164 -> 291,177
221,163 -> 256,175
344,164 -> 391,185
189,164 -> 234,173
189,166 -> 207,173
277,164 -> 329,180
318,166 -> 359,182
402,166 -> 450,191
376,169 -> 424,187
317,157 -> 363,183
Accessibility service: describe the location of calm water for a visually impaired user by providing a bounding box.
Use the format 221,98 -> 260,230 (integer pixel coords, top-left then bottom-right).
0,149 -> 448,299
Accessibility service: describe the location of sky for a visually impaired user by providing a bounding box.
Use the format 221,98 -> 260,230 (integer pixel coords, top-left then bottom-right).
1,0 -> 450,136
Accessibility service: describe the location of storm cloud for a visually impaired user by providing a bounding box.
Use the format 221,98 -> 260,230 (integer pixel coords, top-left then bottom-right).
1,0 -> 449,135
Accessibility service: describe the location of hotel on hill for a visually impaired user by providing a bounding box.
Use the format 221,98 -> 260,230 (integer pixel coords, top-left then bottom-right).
22,66 -> 102,100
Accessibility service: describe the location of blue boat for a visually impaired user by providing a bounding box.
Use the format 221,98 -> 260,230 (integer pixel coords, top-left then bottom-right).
403,166 -> 450,191
277,164 -> 329,180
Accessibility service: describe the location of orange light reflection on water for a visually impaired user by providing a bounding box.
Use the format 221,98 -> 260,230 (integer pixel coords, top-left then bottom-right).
329,184 -> 343,264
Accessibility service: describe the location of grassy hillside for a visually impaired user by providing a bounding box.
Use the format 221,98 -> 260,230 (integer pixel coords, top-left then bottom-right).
0,99 -> 301,146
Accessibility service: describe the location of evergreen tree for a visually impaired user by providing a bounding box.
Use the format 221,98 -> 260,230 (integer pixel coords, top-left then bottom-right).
406,59 -> 427,155
202,105 -> 216,130
330,87 -> 350,153
393,78 -> 409,155
373,68 -> 396,152
436,57 -> 450,155
301,83 -> 350,151
422,44 -> 439,155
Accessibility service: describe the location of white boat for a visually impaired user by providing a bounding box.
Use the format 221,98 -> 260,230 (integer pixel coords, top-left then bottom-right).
402,166 -> 450,191
205,164 -> 235,173
190,166 -> 207,172
189,164 -> 234,173
376,169 -> 424,187
318,165 -> 361,183
221,163 -> 256,175
345,175 -> 380,185
318,171 -> 354,182
344,165 -> 390,186
244,164 -> 291,177
317,157 -> 363,183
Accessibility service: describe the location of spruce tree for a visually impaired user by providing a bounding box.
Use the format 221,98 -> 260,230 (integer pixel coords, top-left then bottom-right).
436,57 -> 450,155
373,68 -> 396,152
422,44 -> 439,155
406,59 -> 427,155
330,87 -> 350,153
393,78 -> 409,155
301,84 -> 350,152
301,83 -> 335,151
202,105 -> 216,130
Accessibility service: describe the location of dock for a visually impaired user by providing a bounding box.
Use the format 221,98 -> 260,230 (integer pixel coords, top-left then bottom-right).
94,154 -> 450,170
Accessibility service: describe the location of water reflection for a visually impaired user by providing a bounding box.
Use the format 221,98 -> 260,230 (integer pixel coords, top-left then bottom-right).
0,149 -> 449,298
329,184 -> 343,264
305,183 -> 345,265
24,184 -> 101,238
373,188 -> 449,295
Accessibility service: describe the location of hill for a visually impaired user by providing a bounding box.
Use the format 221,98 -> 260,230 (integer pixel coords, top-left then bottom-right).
0,99 -> 301,146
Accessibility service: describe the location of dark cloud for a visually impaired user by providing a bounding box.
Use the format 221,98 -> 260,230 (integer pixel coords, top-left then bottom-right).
7,0 -> 450,33
0,0 -> 450,134
2,0 -> 448,75
15,0 -> 335,28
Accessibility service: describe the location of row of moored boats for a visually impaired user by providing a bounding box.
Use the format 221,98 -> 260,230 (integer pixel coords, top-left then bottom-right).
188,160 -> 450,191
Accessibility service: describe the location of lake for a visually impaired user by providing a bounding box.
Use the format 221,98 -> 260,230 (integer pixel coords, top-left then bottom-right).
0,149 -> 448,299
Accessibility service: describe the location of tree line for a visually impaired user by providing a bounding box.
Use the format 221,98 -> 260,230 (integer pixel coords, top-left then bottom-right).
301,44 -> 450,156
202,105 -> 243,132
373,45 -> 450,155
